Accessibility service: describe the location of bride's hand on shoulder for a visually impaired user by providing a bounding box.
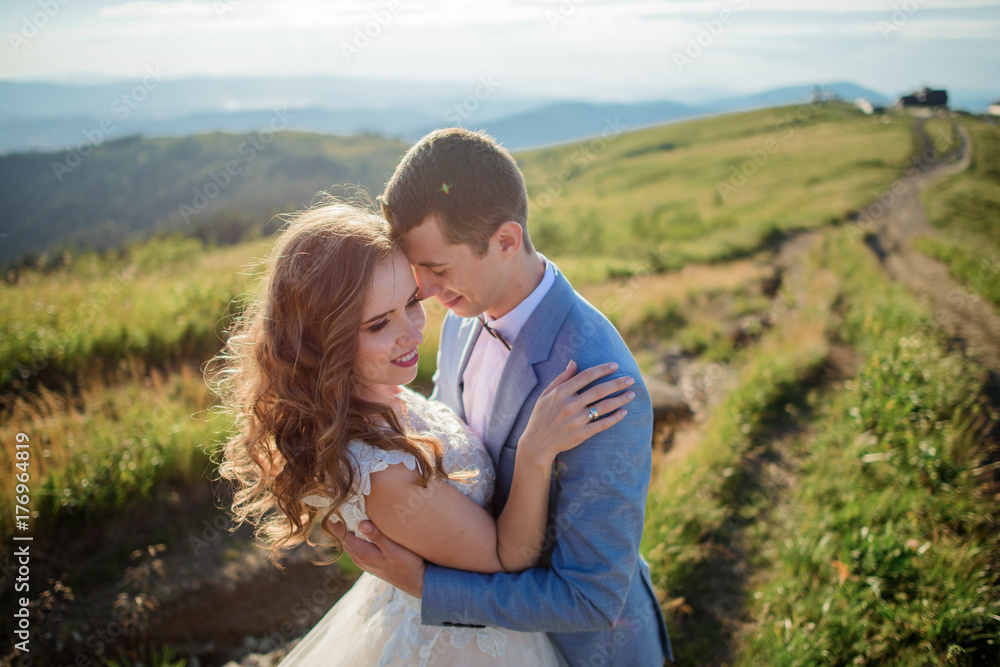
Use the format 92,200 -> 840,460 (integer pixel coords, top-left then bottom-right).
519,360 -> 635,465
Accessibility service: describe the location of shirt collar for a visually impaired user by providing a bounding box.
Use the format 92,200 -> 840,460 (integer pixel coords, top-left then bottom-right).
484,259 -> 555,346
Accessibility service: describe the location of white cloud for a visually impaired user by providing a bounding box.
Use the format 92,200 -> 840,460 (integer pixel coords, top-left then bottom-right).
98,1 -> 218,19
886,16 -> 1000,37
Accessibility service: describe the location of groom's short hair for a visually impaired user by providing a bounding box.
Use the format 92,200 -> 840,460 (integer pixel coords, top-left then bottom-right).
380,128 -> 532,257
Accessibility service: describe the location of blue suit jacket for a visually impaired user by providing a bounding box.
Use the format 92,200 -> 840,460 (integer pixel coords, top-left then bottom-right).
422,262 -> 673,666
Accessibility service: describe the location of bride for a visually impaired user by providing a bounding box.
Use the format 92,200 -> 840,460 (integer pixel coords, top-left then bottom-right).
214,202 -> 635,666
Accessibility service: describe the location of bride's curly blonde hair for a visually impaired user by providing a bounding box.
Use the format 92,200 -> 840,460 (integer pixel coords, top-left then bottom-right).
212,201 -> 445,560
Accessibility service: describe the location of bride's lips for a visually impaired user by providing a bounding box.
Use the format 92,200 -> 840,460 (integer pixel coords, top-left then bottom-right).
392,348 -> 419,368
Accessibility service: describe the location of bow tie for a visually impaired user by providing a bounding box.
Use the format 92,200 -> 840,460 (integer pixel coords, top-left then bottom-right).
478,316 -> 511,351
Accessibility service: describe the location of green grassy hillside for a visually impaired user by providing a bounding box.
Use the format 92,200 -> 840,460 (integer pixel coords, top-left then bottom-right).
0,131 -> 408,264
917,118 -> 1000,309
517,102 -> 912,265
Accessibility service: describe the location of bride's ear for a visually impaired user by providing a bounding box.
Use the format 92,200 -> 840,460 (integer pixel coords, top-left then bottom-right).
494,221 -> 523,259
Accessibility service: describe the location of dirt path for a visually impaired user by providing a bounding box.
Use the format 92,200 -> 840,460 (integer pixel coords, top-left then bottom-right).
139,540 -> 352,665
863,119 -> 1000,376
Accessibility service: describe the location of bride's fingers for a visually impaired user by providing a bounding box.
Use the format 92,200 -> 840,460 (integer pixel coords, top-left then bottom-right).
557,361 -> 620,397
576,375 -> 635,408
587,391 -> 636,423
340,528 -> 384,566
357,520 -> 406,557
358,519 -> 381,541
327,517 -> 347,539
539,359 -> 578,397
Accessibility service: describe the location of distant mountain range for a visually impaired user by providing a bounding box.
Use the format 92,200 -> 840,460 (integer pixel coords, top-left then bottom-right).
0,76 -> 958,156
1,76 -> 993,156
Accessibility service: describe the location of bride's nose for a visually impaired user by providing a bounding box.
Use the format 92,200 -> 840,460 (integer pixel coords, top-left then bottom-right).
399,318 -> 423,349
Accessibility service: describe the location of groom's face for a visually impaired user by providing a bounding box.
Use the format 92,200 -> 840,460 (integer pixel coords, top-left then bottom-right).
401,214 -> 504,318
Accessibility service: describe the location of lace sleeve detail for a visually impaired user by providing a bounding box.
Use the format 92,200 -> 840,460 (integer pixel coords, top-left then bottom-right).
302,440 -> 420,543
346,440 -> 420,496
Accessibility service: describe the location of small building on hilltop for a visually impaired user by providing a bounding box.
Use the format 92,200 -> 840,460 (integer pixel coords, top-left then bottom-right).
989,100 -> 1000,116
898,87 -> 948,115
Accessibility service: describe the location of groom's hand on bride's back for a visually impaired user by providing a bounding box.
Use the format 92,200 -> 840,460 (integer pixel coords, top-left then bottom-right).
328,518 -> 426,598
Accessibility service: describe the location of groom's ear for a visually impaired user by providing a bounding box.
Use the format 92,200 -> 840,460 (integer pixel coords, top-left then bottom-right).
494,221 -> 523,259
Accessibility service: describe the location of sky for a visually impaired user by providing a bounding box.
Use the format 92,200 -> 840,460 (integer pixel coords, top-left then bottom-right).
2,0 -> 999,102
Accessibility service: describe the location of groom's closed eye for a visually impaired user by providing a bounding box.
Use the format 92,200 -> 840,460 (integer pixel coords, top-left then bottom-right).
418,261 -> 449,277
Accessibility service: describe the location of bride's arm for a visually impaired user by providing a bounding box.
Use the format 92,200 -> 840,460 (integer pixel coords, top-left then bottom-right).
363,361 -> 634,574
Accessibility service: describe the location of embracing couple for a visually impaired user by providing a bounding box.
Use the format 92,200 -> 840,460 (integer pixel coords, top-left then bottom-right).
218,128 -> 673,666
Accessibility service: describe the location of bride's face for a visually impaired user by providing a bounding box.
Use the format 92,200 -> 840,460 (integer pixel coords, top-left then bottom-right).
353,250 -> 426,398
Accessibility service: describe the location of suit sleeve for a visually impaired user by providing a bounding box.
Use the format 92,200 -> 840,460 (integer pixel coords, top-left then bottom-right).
420,354 -> 653,632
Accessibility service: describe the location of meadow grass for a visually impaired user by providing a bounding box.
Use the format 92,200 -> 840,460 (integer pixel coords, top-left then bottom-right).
0,235 -> 268,393
918,117 -> 1000,312
913,236 -> 1000,308
517,102 -> 912,265
738,233 -> 1000,665
0,361 -> 227,544
578,258 -> 774,356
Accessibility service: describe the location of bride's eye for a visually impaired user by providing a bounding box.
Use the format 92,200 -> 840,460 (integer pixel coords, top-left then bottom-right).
368,319 -> 389,333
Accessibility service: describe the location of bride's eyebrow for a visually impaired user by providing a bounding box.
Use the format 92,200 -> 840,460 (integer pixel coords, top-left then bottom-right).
362,310 -> 391,325
362,288 -> 419,325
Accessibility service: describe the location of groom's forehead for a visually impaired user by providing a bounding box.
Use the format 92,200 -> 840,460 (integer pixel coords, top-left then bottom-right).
401,222 -> 467,266
399,235 -> 448,266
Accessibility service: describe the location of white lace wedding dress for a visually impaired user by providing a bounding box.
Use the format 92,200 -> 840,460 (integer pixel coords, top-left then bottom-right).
279,388 -> 567,667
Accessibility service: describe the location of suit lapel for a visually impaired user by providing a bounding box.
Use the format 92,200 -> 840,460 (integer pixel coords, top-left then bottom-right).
484,343 -> 537,459
451,315 -> 482,424
484,265 -> 575,451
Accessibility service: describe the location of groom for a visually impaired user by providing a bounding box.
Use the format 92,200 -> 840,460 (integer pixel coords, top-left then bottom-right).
341,127 -> 673,665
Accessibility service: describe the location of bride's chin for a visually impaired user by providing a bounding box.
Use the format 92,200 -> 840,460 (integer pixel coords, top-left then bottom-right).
354,382 -> 403,405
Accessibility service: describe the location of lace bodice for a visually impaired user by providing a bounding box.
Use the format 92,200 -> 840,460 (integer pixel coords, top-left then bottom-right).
304,387 -> 494,530
301,388 -> 508,666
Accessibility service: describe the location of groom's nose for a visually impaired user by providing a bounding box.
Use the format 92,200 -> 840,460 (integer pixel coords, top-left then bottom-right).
414,268 -> 439,300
